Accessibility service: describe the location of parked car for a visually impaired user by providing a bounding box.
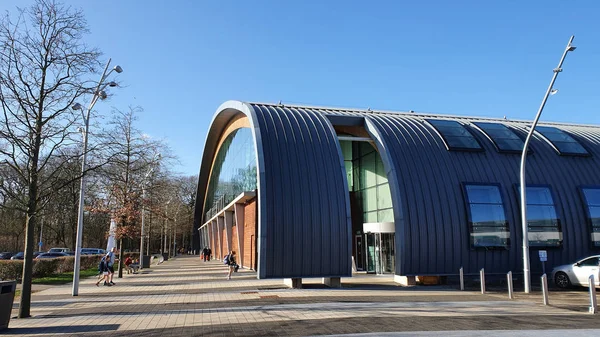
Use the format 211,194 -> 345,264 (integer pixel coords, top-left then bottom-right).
552,255 -> 600,288
81,248 -> 106,255
11,251 -> 44,260
48,247 -> 70,253
0,252 -> 14,260
36,252 -> 69,259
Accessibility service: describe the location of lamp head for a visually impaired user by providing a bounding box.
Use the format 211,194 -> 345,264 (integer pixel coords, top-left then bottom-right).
567,45 -> 576,52
550,89 -> 559,95
72,103 -> 83,110
114,65 -> 123,73
98,90 -> 108,100
108,81 -> 118,87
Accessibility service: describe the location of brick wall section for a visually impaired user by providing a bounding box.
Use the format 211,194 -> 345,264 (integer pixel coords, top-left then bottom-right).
231,223 -> 239,256
244,198 -> 257,270
210,225 -> 216,260
221,225 -> 227,258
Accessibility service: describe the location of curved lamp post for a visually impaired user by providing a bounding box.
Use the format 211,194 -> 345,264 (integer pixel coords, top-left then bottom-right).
71,58 -> 122,296
520,36 -> 575,293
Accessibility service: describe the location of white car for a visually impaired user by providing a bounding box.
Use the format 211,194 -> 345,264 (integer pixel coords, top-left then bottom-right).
48,247 -> 70,253
551,255 -> 600,288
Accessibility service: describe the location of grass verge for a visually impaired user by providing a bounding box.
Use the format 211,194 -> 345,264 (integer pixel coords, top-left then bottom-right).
32,268 -> 99,285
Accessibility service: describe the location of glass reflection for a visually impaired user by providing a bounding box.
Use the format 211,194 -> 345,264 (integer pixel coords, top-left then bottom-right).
465,184 -> 509,248
518,186 -> 562,247
426,119 -> 482,151
204,128 -> 256,220
582,188 -> 600,246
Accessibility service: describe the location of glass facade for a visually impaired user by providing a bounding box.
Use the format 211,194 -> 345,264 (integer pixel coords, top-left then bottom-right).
535,126 -> 589,156
581,187 -> 600,246
473,122 -> 524,153
518,186 -> 562,247
204,128 -> 257,220
340,140 -> 393,223
464,184 -> 510,248
426,119 -> 482,151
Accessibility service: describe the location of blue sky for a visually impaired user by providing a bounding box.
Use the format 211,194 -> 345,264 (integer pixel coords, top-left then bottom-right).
2,1 -> 600,175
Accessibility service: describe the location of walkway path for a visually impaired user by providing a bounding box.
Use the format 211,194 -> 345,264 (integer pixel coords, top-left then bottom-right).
7,256 -> 600,336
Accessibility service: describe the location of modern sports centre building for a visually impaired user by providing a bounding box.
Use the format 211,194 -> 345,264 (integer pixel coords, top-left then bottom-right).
193,100 -> 600,286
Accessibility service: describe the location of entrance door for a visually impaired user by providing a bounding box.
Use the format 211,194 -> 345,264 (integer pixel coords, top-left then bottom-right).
365,232 -> 395,274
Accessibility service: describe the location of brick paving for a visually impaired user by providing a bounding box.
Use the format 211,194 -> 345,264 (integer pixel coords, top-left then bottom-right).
6,256 -> 600,336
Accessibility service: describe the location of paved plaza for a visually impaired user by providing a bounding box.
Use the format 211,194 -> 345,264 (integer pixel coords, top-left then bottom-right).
6,256 -> 600,336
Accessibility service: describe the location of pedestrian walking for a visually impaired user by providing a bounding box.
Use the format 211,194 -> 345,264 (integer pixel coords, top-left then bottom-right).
95,255 -> 111,286
225,251 -> 237,280
106,247 -> 117,285
202,247 -> 209,262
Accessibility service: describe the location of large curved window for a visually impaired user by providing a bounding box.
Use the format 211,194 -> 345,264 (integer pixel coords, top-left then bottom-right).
340,140 -> 393,223
204,128 -> 256,220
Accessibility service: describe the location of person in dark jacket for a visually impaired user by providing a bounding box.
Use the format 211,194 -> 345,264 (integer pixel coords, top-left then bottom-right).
202,247 -> 209,262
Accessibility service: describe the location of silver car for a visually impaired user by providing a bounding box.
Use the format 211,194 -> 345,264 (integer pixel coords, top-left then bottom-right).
551,255 -> 600,288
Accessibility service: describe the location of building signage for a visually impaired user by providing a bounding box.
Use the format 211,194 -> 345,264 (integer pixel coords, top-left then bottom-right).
539,250 -> 547,262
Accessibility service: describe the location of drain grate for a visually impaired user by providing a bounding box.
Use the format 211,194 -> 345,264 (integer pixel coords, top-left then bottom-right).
240,291 -> 259,294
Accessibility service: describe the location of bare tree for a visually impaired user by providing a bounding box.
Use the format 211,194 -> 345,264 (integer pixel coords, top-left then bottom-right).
99,106 -> 168,278
0,0 -> 100,317
177,175 -> 197,252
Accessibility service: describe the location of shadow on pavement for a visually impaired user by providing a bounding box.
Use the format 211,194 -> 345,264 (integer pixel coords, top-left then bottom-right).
3,324 -> 119,335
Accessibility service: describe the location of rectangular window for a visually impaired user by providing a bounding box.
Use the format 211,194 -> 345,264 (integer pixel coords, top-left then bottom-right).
518,186 -> 562,247
473,122 -> 524,153
581,187 -> 600,247
362,186 -> 377,213
376,156 -> 388,185
377,208 -> 394,222
361,152 -> 377,188
377,185 -> 393,209
535,126 -> 589,156
364,211 -> 377,223
464,184 -> 509,248
426,119 -> 483,151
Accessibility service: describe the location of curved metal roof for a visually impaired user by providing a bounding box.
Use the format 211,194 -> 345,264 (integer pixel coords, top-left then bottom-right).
195,101 -> 600,278
195,101 -> 352,279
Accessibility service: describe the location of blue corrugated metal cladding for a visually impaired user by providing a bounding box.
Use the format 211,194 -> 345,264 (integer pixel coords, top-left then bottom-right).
195,101 -> 600,279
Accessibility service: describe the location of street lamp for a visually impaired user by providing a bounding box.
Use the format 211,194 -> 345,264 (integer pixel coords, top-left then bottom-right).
140,153 -> 160,270
520,36 -> 575,293
71,58 -> 122,296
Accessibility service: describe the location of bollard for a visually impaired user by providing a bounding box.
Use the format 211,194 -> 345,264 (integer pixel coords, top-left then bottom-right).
589,275 -> 597,314
507,271 -> 514,300
480,268 -> 485,294
459,267 -> 464,291
541,274 -> 549,306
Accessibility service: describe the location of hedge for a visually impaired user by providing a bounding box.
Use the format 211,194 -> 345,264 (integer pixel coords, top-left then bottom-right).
0,255 -> 105,282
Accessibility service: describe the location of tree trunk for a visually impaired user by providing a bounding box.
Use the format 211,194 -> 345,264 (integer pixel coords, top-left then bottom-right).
18,101 -> 43,318
19,210 -> 37,318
